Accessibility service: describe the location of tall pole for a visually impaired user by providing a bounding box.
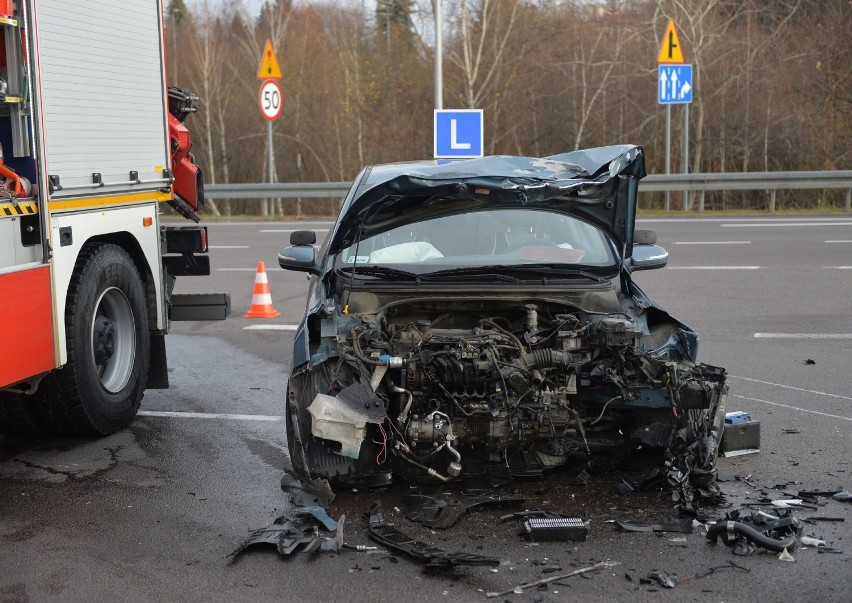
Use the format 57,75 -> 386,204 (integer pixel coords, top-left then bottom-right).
665,104 -> 671,211
434,0 -> 442,110
682,104 -> 689,211
266,121 -> 274,217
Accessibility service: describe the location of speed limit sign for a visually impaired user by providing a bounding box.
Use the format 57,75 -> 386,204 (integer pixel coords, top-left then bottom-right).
258,79 -> 283,121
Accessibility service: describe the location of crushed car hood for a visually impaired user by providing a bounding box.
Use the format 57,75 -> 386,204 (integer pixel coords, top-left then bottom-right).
328,144 -> 646,257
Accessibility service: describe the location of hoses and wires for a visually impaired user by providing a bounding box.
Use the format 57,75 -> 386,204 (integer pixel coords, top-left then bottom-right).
589,395 -> 623,426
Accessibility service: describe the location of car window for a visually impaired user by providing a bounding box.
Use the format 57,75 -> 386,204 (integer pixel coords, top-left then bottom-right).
334,209 -> 615,271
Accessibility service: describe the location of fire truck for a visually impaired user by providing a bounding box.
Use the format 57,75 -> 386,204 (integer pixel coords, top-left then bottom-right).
0,1 -> 229,435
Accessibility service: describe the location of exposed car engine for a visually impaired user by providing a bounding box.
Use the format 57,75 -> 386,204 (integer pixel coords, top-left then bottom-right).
289,299 -> 727,503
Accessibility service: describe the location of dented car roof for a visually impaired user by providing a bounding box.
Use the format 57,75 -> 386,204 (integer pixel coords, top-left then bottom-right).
328,144 -> 646,256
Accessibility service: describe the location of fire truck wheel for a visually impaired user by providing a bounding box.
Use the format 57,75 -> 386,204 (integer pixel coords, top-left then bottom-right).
36,243 -> 150,436
0,392 -> 44,435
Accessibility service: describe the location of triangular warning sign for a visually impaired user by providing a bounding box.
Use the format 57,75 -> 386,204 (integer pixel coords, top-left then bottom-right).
257,40 -> 282,80
657,19 -> 685,64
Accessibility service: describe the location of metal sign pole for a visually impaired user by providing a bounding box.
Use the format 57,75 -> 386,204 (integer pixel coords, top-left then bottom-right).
434,0 -> 442,110
266,120 -> 274,216
682,104 -> 689,211
665,104 -> 671,211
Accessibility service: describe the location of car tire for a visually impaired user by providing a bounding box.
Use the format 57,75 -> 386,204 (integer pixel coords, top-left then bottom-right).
36,243 -> 149,436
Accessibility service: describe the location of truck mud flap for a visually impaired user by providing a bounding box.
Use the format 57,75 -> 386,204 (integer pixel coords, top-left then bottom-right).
170,293 -> 231,321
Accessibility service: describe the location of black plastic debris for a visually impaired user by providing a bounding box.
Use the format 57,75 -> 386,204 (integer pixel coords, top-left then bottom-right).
706,509 -> 802,554
832,490 -> 852,503
280,470 -> 334,509
366,502 -> 500,568
404,492 -> 525,529
798,488 -> 843,497
616,478 -> 639,495
523,517 -> 589,542
230,512 -> 345,558
640,570 -> 677,589
781,429 -> 801,434
613,519 -> 693,533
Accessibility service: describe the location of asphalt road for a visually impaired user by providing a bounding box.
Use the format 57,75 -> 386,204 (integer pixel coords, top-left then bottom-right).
2,215 -> 851,602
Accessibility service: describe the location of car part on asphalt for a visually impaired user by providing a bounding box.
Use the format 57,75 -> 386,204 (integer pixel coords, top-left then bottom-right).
365,502 -> 500,568
403,492 -> 525,529
280,470 -> 334,509
500,509 -> 580,523
640,569 -> 677,589
522,516 -> 589,541
485,561 -> 620,598
832,490 -> 852,503
613,518 -> 694,533
778,547 -> 795,561
279,145 -> 728,509
720,411 -> 761,457
706,510 -> 802,554
230,512 -> 345,558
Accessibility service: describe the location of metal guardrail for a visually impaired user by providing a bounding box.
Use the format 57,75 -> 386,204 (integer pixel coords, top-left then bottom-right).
205,170 -> 852,212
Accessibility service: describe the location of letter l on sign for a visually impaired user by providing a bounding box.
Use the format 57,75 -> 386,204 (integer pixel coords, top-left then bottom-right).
450,119 -> 471,150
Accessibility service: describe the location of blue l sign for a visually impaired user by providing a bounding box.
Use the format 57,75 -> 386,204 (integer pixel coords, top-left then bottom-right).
658,64 -> 693,104
434,110 -> 483,159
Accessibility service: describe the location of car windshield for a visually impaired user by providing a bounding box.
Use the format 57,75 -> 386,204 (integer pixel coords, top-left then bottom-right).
334,208 -> 616,275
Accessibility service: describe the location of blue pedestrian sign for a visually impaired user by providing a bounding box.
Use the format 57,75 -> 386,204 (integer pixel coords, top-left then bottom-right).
434,110 -> 483,159
658,64 -> 693,104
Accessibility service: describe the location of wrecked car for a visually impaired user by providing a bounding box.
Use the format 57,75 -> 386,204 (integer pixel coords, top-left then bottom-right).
278,145 -> 728,498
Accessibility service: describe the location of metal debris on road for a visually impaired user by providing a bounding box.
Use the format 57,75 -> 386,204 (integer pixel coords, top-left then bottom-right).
613,518 -> 694,533
229,512 -> 345,558
640,569 -> 677,588
365,502 -> 500,569
706,509 -> 802,554
403,491 -> 525,529
485,561 -> 620,598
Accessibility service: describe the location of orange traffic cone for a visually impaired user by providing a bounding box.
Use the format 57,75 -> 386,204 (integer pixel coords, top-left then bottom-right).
245,261 -> 280,318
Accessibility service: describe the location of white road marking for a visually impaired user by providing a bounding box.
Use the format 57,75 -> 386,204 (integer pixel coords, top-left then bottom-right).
672,241 -> 751,245
732,395 -> 851,422
138,410 -> 283,421
824,266 -> 852,269
259,229 -> 330,233
753,333 -> 852,340
826,240 -> 852,243
730,375 -> 852,401
721,222 -> 852,228
209,245 -> 249,249
637,218 -> 852,224
666,266 -> 761,270
243,324 -> 299,331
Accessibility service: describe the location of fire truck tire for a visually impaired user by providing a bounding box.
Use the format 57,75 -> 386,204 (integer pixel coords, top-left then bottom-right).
0,392 -> 44,435
36,243 -> 150,436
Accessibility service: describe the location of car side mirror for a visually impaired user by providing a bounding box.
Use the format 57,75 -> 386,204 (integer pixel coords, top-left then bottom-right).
630,243 -> 668,271
278,244 -> 320,275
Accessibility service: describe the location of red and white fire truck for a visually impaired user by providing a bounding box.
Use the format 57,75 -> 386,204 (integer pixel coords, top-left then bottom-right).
0,1 -> 229,435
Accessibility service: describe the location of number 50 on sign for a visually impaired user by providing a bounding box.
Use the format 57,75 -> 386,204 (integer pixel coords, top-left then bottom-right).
259,79 -> 283,121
